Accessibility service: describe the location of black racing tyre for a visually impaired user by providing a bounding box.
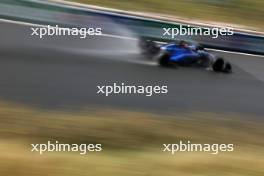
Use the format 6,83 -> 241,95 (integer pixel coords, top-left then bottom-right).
223,62 -> 232,73
213,58 -> 224,72
158,52 -> 171,67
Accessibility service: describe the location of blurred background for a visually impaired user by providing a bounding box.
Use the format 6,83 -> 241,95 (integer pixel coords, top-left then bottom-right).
0,0 -> 264,176
73,0 -> 264,31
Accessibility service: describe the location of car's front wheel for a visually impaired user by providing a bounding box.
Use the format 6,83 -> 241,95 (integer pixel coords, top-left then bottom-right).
212,58 -> 224,72
223,62 -> 232,73
212,58 -> 232,73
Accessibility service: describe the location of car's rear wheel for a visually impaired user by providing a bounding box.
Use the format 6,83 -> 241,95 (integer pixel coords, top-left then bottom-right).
158,52 -> 171,67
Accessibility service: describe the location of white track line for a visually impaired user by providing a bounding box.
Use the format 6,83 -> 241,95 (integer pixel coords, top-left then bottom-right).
35,0 -> 264,36
1,18 -> 263,58
205,48 -> 264,58
0,18 -> 136,41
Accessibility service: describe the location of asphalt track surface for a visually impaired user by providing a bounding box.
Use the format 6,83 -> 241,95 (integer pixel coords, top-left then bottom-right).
1,21 -> 264,116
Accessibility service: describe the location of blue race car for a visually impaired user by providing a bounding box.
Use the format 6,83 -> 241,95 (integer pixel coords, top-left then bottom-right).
139,39 -> 232,73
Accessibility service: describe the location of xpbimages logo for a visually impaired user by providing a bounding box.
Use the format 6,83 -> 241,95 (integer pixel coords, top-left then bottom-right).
31,141 -> 102,155
30,25 -> 102,39
163,25 -> 234,39
162,141 -> 234,155
97,83 -> 168,96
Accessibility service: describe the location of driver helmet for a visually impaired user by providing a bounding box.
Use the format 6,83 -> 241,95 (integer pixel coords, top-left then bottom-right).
179,40 -> 188,48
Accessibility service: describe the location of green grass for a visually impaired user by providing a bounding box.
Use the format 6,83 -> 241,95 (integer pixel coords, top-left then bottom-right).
0,102 -> 263,175
68,0 -> 264,31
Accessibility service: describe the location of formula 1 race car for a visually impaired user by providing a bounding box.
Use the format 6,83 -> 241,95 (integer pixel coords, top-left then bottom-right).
139,39 -> 232,73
